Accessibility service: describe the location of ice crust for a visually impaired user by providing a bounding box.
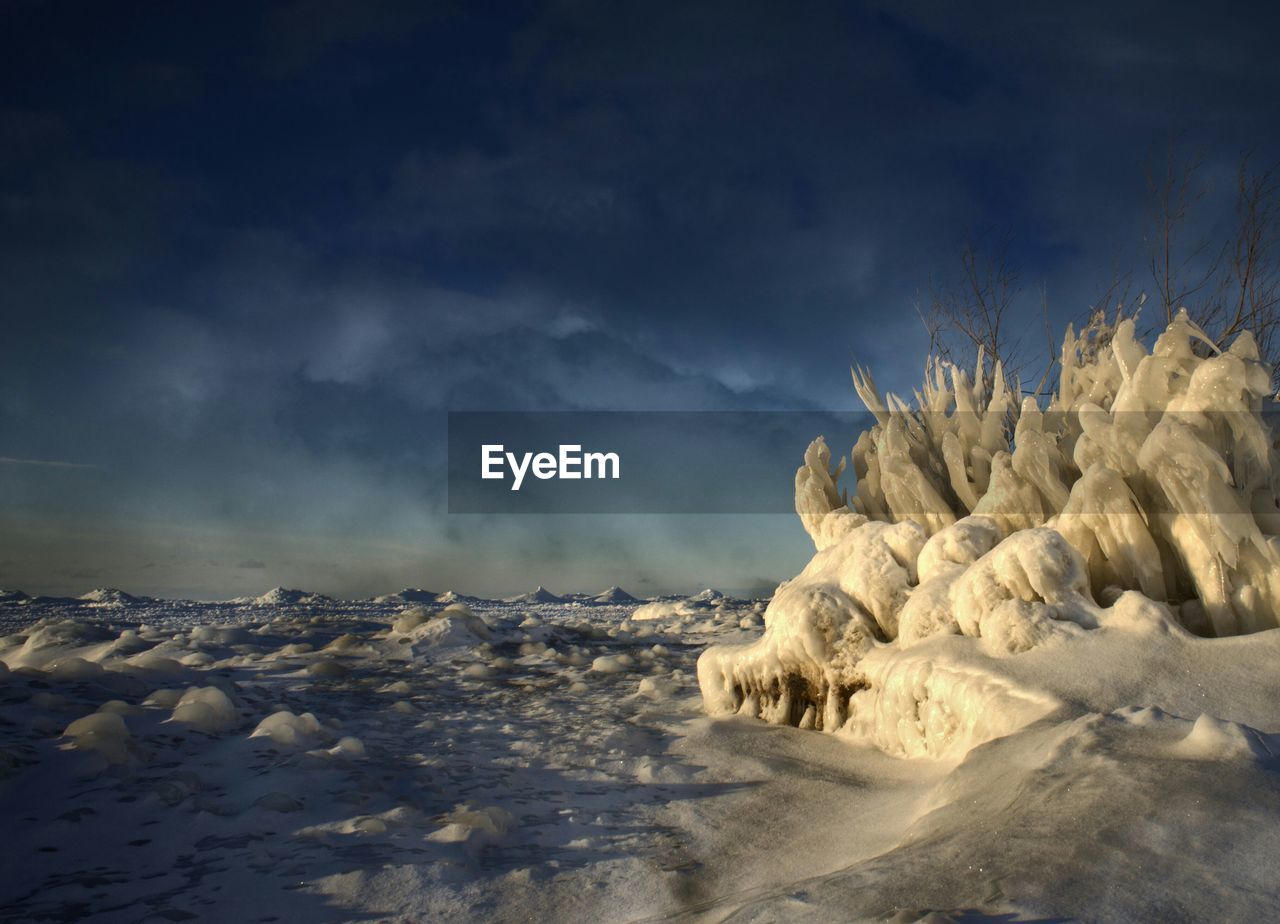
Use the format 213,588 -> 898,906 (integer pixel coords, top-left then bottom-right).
2,568 -> 1279,918
700,312 -> 1280,757
0,585 -> 768,920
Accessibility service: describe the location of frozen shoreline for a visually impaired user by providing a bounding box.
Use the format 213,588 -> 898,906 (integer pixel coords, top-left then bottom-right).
1,591 -> 1277,922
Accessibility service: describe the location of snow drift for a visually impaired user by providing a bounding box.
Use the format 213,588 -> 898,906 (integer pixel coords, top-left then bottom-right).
700,310 -> 1280,756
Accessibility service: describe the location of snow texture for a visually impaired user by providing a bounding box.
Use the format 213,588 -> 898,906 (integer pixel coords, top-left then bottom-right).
1,562 -> 1279,920
0,587 -> 775,921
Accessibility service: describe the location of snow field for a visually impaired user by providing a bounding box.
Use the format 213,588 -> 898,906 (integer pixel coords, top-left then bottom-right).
0,590 -> 757,921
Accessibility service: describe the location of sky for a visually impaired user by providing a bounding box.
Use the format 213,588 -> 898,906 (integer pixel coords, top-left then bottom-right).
4,0 -> 1280,599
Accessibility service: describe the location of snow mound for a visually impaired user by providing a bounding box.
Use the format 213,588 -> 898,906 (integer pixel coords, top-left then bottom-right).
188,624 -> 250,647
250,710 -> 330,749
505,585 -> 564,604
1172,713 -> 1275,762
434,590 -> 484,605
426,804 -> 514,857
254,587 -> 334,607
79,588 -> 148,607
632,589 -> 742,622
689,587 -> 726,603
392,607 -> 434,633
4,618 -> 117,669
590,585 -> 638,604
844,648 -> 1063,757
169,686 -> 239,734
398,604 -> 490,647
590,654 -> 636,674
49,657 -> 106,682
631,600 -> 680,621
62,712 -> 132,763
0,589 -> 30,605
372,587 -> 438,604
701,312 -> 1280,758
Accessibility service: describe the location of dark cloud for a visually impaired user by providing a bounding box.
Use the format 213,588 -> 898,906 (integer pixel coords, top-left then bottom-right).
2,1 -> 1279,596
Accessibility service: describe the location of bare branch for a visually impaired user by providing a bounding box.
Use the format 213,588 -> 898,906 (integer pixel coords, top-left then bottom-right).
1145,143 -> 1217,323
925,230 -> 1023,386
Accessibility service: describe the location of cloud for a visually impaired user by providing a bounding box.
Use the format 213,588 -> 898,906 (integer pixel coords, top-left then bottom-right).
0,457 -> 96,470
5,1 -> 1280,596
258,0 -> 445,76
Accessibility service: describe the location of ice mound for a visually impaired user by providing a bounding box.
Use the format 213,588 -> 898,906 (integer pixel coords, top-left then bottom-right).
426,804 -> 515,857
254,587 -> 334,607
632,589 -> 745,622
2,619 -> 118,669
591,585 -> 638,604
391,603 -> 490,648
169,686 -> 239,734
79,587 -> 149,607
1173,713 -> 1276,762
188,624 -> 251,647
700,311 -> 1280,757
505,585 -> 565,604
630,601 -> 684,621
308,659 -> 350,678
250,710 -> 331,749
392,607 -> 434,633
303,735 -> 368,763
118,651 -> 187,676
689,587 -> 726,603
62,712 -> 133,763
372,587 -> 438,604
590,654 -> 636,674
844,648 -> 1063,758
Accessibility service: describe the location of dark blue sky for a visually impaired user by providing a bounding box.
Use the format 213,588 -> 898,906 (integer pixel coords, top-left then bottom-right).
4,1 -> 1280,598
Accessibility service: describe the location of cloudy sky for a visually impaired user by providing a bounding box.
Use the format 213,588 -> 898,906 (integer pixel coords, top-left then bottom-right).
4,1 -> 1280,599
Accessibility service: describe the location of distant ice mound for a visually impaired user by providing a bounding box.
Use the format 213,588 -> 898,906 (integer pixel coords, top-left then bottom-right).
700,310 -> 1280,757
632,588 -> 744,622
372,588 -> 438,605
688,588 -> 727,603
79,588 -> 149,608
254,587 -> 334,607
506,585 -> 564,604
591,586 -> 637,604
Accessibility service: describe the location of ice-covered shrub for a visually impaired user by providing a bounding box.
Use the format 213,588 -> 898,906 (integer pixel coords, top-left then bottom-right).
700,311 -> 1280,747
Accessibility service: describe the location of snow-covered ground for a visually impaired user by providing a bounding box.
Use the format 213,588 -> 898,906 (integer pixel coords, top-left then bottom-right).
1,583 -> 1278,922
0,588 -> 771,922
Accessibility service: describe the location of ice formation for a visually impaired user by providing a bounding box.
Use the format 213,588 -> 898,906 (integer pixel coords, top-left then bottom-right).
62,712 -> 133,763
699,310 -> 1280,754
250,709 -> 330,749
168,685 -> 239,734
